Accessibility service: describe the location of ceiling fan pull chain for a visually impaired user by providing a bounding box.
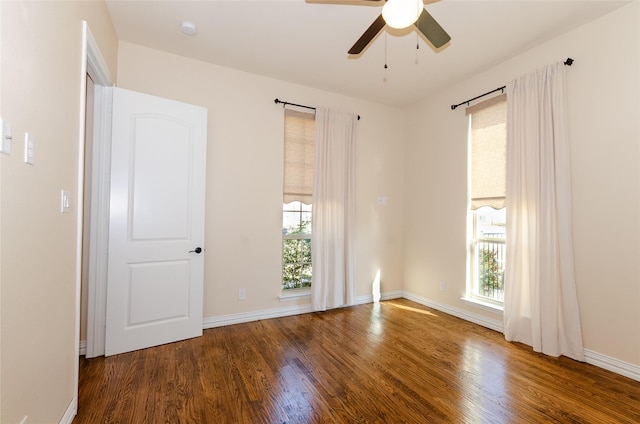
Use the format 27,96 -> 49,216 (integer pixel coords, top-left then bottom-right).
383,32 -> 388,82
415,33 -> 420,64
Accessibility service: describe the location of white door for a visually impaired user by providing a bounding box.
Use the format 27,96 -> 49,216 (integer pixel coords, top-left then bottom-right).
105,87 -> 207,356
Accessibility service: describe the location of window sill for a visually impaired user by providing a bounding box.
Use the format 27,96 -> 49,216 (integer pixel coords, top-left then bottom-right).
461,296 -> 503,314
279,289 -> 311,302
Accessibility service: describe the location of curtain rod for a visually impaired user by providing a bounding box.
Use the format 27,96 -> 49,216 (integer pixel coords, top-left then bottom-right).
450,57 -> 574,111
274,98 -> 361,120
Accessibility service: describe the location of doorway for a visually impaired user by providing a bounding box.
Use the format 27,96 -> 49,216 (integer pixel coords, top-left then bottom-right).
77,22 -> 208,361
77,22 -> 114,365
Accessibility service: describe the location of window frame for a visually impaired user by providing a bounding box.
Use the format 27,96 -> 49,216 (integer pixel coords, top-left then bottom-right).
468,207 -> 506,306
281,108 -> 316,292
466,95 -> 507,308
282,201 -> 312,291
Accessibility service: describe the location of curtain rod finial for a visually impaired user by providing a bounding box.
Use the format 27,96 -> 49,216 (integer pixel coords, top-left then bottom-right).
564,58 -> 574,66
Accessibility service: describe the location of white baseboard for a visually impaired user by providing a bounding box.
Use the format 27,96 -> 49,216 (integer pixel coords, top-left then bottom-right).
401,290 -> 504,332
202,303 -> 313,329
59,397 -> 76,424
584,349 -> 640,382
381,290 -> 404,301
79,340 -> 86,356
354,290 -> 404,305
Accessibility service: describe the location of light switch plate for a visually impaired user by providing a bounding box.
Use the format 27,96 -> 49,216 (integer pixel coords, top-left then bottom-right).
0,118 -> 11,155
61,190 -> 71,213
24,132 -> 34,165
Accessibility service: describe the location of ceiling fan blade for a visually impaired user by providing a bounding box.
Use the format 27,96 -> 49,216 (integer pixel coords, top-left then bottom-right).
348,14 -> 386,55
414,8 -> 451,48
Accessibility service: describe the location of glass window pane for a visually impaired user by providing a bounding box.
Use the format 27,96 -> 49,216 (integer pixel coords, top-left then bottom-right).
282,237 -> 312,290
473,207 -> 506,302
475,207 -> 506,238
283,211 -> 301,234
283,201 -> 301,211
300,212 -> 312,233
301,264 -> 312,287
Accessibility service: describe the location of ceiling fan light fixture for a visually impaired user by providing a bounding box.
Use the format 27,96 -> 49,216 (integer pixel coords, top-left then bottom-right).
382,0 -> 423,29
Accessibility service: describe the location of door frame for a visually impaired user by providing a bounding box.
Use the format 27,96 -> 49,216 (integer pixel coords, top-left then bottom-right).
83,75 -> 112,357
75,20 -> 113,397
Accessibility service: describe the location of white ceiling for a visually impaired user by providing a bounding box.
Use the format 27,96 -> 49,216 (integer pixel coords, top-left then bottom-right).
105,0 -> 628,107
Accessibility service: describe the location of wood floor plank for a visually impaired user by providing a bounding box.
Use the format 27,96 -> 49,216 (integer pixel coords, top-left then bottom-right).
75,299 -> 640,423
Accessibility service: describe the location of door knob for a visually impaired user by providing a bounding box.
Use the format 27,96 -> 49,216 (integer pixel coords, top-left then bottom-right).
189,247 -> 202,254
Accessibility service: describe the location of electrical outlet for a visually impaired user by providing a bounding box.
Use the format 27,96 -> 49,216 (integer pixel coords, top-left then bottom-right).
439,282 -> 446,292
238,288 -> 246,300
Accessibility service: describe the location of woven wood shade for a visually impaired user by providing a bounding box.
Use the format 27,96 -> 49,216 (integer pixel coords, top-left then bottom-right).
467,94 -> 507,210
283,109 -> 315,204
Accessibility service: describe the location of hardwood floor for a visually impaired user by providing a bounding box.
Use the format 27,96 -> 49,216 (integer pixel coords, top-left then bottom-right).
75,299 -> 640,423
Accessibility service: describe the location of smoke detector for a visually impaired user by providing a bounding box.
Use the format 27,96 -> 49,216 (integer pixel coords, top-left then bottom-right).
181,22 -> 197,36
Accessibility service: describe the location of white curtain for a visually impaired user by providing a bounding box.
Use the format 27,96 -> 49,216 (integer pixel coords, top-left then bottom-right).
504,62 -> 585,361
311,108 -> 357,311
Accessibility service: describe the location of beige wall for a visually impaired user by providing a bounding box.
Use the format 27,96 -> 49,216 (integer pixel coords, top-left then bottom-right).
404,2 -> 640,365
116,41 -> 406,320
0,1 -> 117,423
1,2 -> 638,422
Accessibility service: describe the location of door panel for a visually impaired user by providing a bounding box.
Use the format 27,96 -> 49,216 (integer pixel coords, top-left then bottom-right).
128,260 -> 190,326
131,116 -> 191,240
105,87 -> 207,356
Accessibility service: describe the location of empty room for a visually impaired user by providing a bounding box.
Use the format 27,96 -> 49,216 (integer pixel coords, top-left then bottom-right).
1,1 -> 639,423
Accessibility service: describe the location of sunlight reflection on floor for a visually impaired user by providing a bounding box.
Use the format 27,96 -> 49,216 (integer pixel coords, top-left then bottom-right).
385,301 -> 439,317
368,302 -> 384,337
457,338 -> 512,422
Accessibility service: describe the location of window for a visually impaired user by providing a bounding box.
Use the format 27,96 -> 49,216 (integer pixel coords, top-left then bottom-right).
283,201 -> 312,289
282,109 -> 315,290
471,207 -> 506,302
467,95 -> 506,305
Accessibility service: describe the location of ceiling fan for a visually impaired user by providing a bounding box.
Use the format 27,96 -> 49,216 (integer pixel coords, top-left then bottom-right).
340,0 -> 451,55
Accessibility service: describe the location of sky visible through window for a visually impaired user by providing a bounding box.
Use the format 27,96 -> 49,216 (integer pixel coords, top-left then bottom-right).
476,206 -> 506,238
283,201 -> 312,234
